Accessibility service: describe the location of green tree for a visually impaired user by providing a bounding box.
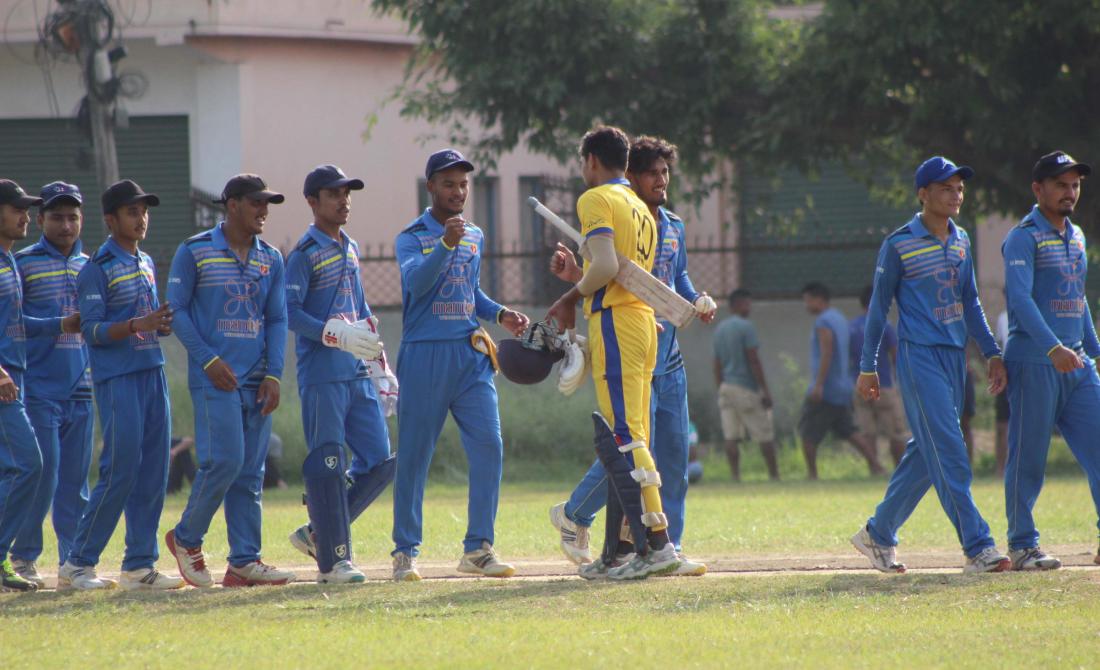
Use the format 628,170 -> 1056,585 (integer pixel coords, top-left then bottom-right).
377,0 -> 1100,224
373,0 -> 793,193
765,0 -> 1100,222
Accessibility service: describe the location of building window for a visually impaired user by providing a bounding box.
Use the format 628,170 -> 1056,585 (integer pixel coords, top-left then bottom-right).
474,175 -> 500,296
416,177 -> 429,214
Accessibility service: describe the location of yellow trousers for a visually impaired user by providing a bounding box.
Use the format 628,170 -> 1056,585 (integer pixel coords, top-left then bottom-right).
588,306 -> 665,531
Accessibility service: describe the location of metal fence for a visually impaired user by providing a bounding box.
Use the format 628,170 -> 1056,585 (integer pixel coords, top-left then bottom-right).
357,234 -> 884,310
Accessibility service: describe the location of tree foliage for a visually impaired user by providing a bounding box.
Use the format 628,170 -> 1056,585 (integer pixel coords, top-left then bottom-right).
768,0 -> 1100,223
375,0 -> 1100,223
373,0 -> 794,191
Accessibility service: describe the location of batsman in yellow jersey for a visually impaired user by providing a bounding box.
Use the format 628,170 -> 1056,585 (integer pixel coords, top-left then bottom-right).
547,126 -> 681,579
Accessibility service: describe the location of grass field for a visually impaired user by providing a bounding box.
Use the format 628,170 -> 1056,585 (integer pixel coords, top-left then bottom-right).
4,454 -> 1100,668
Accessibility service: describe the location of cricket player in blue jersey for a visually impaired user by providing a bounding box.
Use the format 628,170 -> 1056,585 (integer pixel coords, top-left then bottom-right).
851,156 -> 1012,574
285,165 -> 396,584
547,136 -> 716,576
165,174 -> 291,588
61,179 -> 181,591
0,179 -> 81,592
391,149 -> 529,581
8,182 -> 93,588
1001,151 -> 1100,570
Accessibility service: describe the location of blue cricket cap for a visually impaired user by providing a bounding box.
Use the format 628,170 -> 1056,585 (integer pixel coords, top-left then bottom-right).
425,149 -> 474,180
39,181 -> 83,209
303,164 -> 364,198
914,156 -> 974,191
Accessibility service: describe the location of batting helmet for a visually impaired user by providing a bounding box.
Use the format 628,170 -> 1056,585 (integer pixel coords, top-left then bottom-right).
497,321 -> 567,385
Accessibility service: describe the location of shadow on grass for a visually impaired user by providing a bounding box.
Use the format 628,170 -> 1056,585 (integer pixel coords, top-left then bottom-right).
4,571 -> 1074,620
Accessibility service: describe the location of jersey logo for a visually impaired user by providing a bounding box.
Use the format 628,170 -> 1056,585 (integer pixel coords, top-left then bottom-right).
934,266 -> 961,304
1058,259 -> 1086,297
224,280 -> 259,317
439,264 -> 473,301
333,277 -> 354,312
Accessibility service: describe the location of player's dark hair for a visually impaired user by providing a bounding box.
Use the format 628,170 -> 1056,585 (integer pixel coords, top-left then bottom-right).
728,288 -> 751,307
860,284 -> 874,309
801,281 -> 830,301
579,126 -> 630,171
628,136 -> 678,174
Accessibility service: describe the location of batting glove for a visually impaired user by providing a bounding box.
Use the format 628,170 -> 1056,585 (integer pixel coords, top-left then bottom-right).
323,317 -> 383,360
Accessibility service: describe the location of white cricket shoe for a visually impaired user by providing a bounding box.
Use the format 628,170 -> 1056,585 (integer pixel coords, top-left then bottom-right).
850,526 -> 906,573
1009,546 -> 1061,571
549,502 -> 591,565
10,558 -> 45,588
607,542 -> 681,581
57,561 -> 115,591
165,529 -> 213,588
964,546 -> 1012,574
458,542 -> 516,578
222,561 -> 296,587
392,552 -> 421,582
289,524 -> 317,559
120,567 -> 185,591
578,552 -> 633,581
318,560 -> 366,584
670,552 -> 707,577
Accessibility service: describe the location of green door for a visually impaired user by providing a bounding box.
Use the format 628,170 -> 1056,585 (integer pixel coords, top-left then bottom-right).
0,115 -> 192,289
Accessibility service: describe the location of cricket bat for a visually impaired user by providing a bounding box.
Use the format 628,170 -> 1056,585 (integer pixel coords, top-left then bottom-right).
528,197 -> 696,328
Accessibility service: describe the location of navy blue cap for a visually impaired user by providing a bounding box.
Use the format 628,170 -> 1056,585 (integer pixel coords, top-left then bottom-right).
914,156 -> 974,191
214,174 -> 284,204
1033,151 -> 1092,182
425,149 -> 474,179
0,180 -> 42,208
303,164 -> 364,197
39,181 -> 83,209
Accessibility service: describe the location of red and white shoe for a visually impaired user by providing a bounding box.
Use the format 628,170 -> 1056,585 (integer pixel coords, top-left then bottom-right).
165,529 -> 213,588
222,561 -> 296,587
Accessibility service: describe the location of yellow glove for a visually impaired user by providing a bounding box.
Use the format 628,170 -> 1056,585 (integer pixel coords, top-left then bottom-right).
470,328 -> 500,374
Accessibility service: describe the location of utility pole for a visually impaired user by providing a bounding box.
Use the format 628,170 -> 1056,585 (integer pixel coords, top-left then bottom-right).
71,0 -> 120,188
82,49 -> 119,188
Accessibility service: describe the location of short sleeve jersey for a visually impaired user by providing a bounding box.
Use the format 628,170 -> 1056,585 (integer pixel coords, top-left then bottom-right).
577,178 -> 657,315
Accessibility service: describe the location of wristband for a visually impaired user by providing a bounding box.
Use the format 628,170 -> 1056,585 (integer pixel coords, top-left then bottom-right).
1046,345 -> 1061,356
858,371 -> 877,377
263,375 -> 281,384
440,238 -> 456,251
203,356 -> 220,370
128,318 -> 137,333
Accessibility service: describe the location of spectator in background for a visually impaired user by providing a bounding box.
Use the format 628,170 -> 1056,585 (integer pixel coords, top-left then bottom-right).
686,420 -> 703,484
849,285 -> 909,466
263,432 -> 288,490
993,305 -> 1010,476
166,436 -> 196,495
713,289 -> 779,481
800,282 -> 884,479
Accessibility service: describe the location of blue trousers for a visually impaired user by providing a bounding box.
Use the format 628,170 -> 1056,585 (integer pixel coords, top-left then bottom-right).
564,367 -> 692,548
174,385 -> 270,567
866,342 -> 996,558
1005,360 -> 1100,550
0,372 -> 43,559
12,397 -> 93,565
392,339 -> 502,556
300,378 -> 391,473
69,368 -> 170,571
